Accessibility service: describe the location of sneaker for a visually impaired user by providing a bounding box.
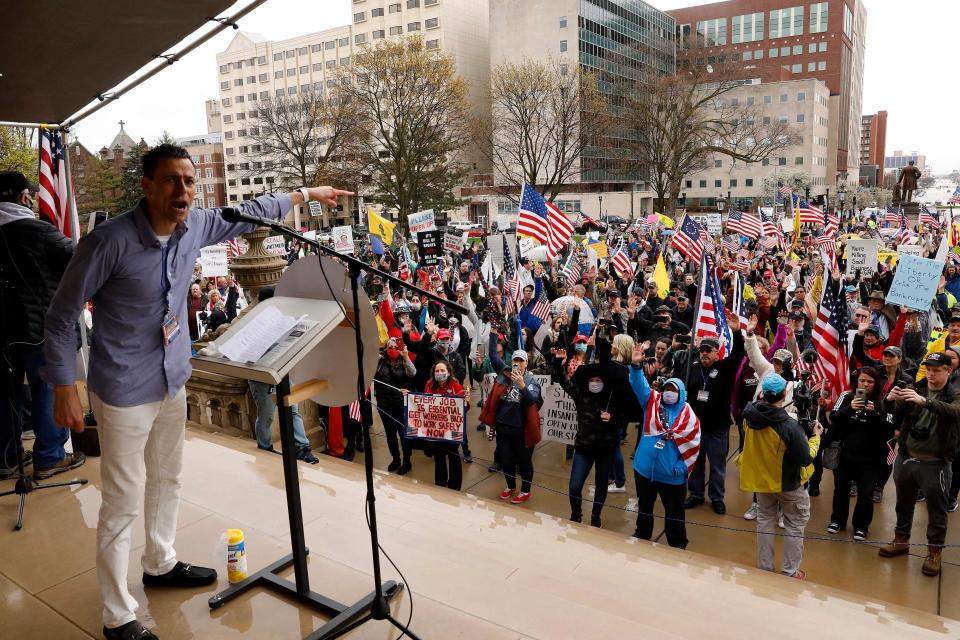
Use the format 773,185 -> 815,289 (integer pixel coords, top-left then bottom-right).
142,561 -> 217,588
499,488 -> 515,501
607,482 -> 626,494
778,512 -> 785,529
743,502 -> 758,521
948,499 -> 958,513
511,492 -> 531,504
21,429 -> 35,440
257,444 -> 281,455
103,620 -> 158,640
807,485 -> 820,497
917,491 -> 926,503
872,488 -> 883,503
849,483 -> 858,497
463,451 -> 473,464
683,496 -> 704,509
827,522 -> 842,534
570,512 -> 583,523
387,458 -> 401,472
297,449 -> 319,464
33,452 -> 85,480
853,529 -> 867,541
0,450 -> 32,479
791,569 -> 806,581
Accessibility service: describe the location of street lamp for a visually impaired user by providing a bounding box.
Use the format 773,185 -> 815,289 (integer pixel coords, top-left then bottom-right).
826,187 -> 830,213
599,194 -> 603,220
727,189 -> 732,211
717,194 -> 726,213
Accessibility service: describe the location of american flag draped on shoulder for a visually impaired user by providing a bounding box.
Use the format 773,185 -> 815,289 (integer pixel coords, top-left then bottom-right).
38,129 -> 79,240
694,254 -> 733,358
642,388 -> 700,471
516,183 -> 574,260
806,270 -> 850,404
671,214 -> 706,263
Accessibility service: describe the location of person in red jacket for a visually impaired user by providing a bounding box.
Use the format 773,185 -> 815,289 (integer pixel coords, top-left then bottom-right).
424,361 -> 466,490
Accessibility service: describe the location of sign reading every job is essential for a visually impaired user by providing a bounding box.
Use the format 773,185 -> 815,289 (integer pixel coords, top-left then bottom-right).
404,393 -> 466,442
885,254 -> 944,311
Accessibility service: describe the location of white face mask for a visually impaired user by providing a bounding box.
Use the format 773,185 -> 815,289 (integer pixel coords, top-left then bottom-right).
588,381 -> 604,394
662,390 -> 679,405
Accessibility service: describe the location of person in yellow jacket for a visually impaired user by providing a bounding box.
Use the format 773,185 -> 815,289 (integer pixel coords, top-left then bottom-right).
739,373 -> 823,580
917,312 -> 960,381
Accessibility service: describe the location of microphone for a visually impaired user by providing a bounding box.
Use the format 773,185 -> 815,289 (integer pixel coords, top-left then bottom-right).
220,207 -> 267,226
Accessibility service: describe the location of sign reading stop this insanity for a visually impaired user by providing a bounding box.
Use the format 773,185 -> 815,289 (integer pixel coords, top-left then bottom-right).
404,393 -> 466,443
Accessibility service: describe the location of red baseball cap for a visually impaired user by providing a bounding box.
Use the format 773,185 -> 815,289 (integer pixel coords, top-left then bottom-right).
573,334 -> 589,344
437,328 -> 452,340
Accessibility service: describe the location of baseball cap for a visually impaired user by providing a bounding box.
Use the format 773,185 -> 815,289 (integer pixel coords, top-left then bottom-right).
512,350 -> 528,362
789,311 -> 806,321
573,334 -> 589,344
699,337 -> 721,351
882,346 -> 903,358
772,349 -> 793,364
0,170 -> 39,199
863,324 -> 883,337
436,328 -> 452,340
763,270 -> 774,278
761,373 -> 787,395
607,289 -> 621,297
923,352 -> 952,368
948,311 -> 960,325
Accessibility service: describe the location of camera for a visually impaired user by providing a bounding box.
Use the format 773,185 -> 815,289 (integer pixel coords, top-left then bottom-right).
794,349 -> 819,436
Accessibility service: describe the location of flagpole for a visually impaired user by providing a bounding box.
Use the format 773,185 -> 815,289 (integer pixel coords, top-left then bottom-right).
683,258 -> 705,390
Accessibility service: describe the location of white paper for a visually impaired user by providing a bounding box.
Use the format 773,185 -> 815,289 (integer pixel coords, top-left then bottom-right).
217,306 -> 301,363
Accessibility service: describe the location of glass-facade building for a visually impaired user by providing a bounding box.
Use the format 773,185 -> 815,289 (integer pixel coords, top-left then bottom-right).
578,0 -> 676,182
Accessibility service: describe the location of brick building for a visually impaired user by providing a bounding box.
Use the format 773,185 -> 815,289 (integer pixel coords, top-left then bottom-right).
175,133 -> 228,209
859,110 -> 886,187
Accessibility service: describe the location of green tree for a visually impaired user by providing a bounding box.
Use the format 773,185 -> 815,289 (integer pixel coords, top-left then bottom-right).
155,130 -> 177,146
0,126 -> 38,177
338,36 -> 471,232
116,144 -> 148,211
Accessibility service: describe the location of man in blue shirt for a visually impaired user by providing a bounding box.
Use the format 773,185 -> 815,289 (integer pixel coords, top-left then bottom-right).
43,144 -> 350,640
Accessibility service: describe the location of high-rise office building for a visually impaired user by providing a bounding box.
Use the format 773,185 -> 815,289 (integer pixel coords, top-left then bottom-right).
668,0 -> 867,197
859,110 -> 886,187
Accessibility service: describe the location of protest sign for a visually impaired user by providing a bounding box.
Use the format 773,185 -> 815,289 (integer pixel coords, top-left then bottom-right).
308,201 -> 322,217
488,233 -> 517,269
532,374 -> 552,390
200,245 -> 228,277
264,235 -> 286,256
332,225 -> 354,254
886,255 -> 943,311
444,232 -> 463,253
539,384 -> 578,445
518,237 -> 537,257
897,244 -> 923,258
405,393 -> 466,442
691,213 -> 722,235
417,230 -> 441,265
408,209 -> 436,234
845,238 -> 878,278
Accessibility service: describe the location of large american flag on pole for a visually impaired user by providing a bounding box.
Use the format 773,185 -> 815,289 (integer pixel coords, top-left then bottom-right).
516,183 -> 574,260
694,255 -> 733,358
798,199 -> 824,224
809,270 -> 850,404
760,210 -> 785,251
725,210 -> 761,239
609,237 -> 633,276
38,129 -> 79,240
671,214 -> 706,263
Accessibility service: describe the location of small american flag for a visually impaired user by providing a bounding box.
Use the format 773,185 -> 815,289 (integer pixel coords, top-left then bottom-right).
731,272 -> 749,324
349,388 -> 370,423
798,200 -> 824,224
502,235 -> 521,314
530,290 -> 551,323
566,258 -> 582,288
38,129 -> 79,239
226,238 -> 244,258
777,180 -> 792,198
731,259 -> 750,273
760,210 -> 785,252
809,270 -> 850,405
885,205 -> 902,226
920,206 -> 940,229
721,237 -> 740,254
725,210 -> 761,239
694,255 -> 732,358
610,238 -> 633,276
671,214 -> 706,263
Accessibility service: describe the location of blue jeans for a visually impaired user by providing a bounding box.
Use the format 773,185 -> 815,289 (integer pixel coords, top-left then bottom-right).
0,344 -> 67,468
570,448 -> 615,520
607,427 -> 627,488
248,380 -> 309,451
687,428 -> 729,502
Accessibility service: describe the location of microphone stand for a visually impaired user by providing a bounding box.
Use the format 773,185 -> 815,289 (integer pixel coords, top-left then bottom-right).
226,209 -> 465,640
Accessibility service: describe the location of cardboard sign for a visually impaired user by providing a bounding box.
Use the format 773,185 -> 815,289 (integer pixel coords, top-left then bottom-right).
488,233 -> 517,270
539,383 -> 578,445
845,238 -> 878,278
886,255 -> 943,311
405,393 -> 466,442
408,209 -> 437,234
518,237 -> 538,257
333,225 -> 354,254
444,232 -> 463,254
532,374 -> 552,390
897,244 -> 923,258
264,235 -> 286,256
308,201 -> 323,217
417,230 -> 441,265
200,245 -> 229,278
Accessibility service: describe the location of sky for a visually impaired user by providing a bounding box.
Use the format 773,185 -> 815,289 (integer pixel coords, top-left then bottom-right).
74,0 -> 960,174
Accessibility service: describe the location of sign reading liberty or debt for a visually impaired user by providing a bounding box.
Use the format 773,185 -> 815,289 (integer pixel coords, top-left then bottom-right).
418,230 -> 441,265
408,209 -> 437,235
200,245 -> 228,277
886,255 -> 943,311
404,393 -> 466,443
539,383 -> 578,445
845,238 -> 878,278
332,225 -> 354,254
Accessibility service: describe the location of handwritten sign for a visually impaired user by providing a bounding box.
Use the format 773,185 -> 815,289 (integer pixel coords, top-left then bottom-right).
417,230 -> 441,266
886,255 -> 943,311
408,209 -> 436,235
897,244 -> 923,258
333,225 -> 354,254
539,383 -> 578,445
405,393 -> 466,442
444,232 -> 463,254
845,238 -> 878,278
308,201 -> 323,217
200,246 -> 228,277
264,235 -> 286,256
518,237 -> 538,257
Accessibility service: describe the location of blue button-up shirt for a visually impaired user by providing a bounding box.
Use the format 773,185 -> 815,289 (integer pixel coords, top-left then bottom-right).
43,194 -> 293,407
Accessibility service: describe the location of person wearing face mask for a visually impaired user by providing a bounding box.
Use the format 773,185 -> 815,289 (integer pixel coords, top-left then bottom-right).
424,361 -> 466,490
415,324 -> 467,391
374,338 -> 417,474
553,337 -> 639,526
628,343 -> 700,548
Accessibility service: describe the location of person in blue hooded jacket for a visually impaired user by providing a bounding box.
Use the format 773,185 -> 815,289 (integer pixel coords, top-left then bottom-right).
628,343 -> 702,548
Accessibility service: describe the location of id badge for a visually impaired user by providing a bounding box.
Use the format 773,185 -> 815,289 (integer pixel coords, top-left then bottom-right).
162,313 -> 181,345
653,439 -> 666,450
697,390 -> 709,402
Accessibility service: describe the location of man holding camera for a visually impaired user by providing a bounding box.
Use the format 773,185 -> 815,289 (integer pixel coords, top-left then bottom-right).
879,351 -> 959,577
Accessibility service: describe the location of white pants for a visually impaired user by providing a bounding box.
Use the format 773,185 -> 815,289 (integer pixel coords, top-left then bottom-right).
91,388 -> 186,629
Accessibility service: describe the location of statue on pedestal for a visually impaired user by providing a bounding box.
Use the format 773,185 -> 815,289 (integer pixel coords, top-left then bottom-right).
896,160 -> 922,204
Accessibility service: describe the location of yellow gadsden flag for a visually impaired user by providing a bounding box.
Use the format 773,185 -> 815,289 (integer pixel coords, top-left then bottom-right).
587,241 -> 608,258
653,255 -> 670,297
368,207 -> 396,245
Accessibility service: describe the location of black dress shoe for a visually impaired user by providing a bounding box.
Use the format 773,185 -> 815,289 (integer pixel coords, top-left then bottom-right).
397,461 -> 412,475
103,620 -> 158,640
712,500 -> 726,515
143,561 -> 217,588
683,497 -> 704,509
388,458 -> 401,472
257,445 -> 281,455
590,515 -> 602,528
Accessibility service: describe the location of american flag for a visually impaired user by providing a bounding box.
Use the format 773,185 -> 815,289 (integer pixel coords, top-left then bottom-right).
226,238 -> 244,258
562,251 -> 583,288
516,183 -> 574,260
694,255 -> 733,358
884,205 -> 902,226
731,272 -> 749,325
530,290 -> 552,323
721,237 -> 741,254
725,210 -> 761,239
671,214 -> 706,263
760,210 -> 785,252
731,259 -> 751,273
349,388 -> 369,423
823,211 -> 840,236
777,180 -> 792,198
809,270 -> 850,405
502,234 -> 521,314
610,238 -> 633,276
920,206 -> 940,229
798,199 -> 824,224
815,233 -> 837,255
38,129 -> 79,239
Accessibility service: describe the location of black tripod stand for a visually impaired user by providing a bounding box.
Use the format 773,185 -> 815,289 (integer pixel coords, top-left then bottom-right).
219,208 -> 467,639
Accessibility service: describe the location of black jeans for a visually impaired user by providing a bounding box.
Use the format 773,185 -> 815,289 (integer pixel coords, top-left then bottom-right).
893,456 -> 953,546
569,448 -> 615,520
634,472 -> 688,548
497,427 -> 534,493
432,442 -> 462,490
830,457 -> 879,531
951,456 -> 960,503
378,405 -> 411,464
